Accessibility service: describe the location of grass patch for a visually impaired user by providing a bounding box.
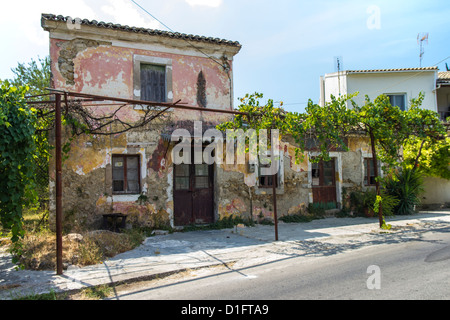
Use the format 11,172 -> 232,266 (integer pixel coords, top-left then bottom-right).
16,229 -> 146,270
12,285 -> 115,300
79,285 -> 114,300
0,206 -> 149,270
14,290 -> 60,300
0,208 -> 148,271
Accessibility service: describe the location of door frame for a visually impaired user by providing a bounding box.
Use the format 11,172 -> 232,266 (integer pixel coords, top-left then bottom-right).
311,158 -> 337,206
172,145 -> 215,226
307,152 -> 342,208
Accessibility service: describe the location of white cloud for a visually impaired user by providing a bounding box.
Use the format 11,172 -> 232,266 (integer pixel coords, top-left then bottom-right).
0,0 -> 97,47
101,0 -> 162,29
185,0 -> 222,8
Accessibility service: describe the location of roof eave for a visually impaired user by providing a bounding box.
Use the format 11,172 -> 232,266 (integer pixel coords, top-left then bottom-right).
41,14 -> 242,57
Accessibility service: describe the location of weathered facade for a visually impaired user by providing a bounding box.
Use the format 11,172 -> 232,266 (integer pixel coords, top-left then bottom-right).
42,14 -> 384,231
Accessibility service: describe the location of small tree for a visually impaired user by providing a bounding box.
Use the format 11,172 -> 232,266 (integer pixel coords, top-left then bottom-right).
352,94 -> 406,226
9,56 -> 50,100
403,136 -> 450,180
402,93 -> 449,179
218,92 -> 446,228
8,56 -> 52,207
0,80 -> 37,260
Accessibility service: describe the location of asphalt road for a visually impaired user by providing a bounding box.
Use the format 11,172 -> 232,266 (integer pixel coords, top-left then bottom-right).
111,226 -> 450,300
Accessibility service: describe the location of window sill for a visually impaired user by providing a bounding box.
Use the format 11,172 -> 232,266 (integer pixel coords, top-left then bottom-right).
110,194 -> 141,202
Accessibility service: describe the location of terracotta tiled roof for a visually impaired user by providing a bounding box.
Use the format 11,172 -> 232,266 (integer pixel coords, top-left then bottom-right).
41,13 -> 241,48
346,67 -> 438,73
437,71 -> 450,85
438,71 -> 450,79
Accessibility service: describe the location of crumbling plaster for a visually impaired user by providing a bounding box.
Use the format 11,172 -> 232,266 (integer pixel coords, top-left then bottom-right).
46,22 -> 377,230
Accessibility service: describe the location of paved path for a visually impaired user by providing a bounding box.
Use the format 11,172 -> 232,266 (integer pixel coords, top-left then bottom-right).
1,210 -> 450,299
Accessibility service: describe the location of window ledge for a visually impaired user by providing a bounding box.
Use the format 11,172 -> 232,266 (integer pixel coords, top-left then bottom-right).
110,194 -> 140,202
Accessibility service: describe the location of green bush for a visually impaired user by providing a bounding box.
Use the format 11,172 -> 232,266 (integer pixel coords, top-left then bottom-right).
307,203 -> 327,217
349,189 -> 398,217
362,189 -> 377,212
384,167 -> 423,215
378,192 -> 399,217
349,190 -> 364,215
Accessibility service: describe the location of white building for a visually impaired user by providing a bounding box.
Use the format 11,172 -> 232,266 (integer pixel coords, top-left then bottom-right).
319,67 -> 438,111
319,66 -> 449,208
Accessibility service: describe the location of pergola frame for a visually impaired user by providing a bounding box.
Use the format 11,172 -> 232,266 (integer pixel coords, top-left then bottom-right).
25,89 -> 280,275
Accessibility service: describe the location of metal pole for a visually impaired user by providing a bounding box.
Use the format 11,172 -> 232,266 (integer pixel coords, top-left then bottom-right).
270,126 -> 278,241
45,88 -> 248,116
272,173 -> 278,241
55,93 -> 63,275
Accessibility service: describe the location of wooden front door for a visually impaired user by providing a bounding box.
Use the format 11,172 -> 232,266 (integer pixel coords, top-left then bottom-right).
311,159 -> 337,207
173,162 -> 214,226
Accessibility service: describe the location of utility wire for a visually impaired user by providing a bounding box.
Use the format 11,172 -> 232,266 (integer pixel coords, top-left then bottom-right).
130,0 -> 174,33
130,0 -> 235,110
130,0 -> 226,69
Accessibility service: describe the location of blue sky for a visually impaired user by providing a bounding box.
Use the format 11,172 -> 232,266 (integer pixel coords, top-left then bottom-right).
1,0 -> 449,112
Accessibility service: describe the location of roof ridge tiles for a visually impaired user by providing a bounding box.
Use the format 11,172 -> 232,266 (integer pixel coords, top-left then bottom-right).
41,13 -> 241,47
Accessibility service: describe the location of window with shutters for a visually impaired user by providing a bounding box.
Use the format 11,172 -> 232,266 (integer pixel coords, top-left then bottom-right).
112,155 -> 141,194
363,157 -> 381,186
133,55 -> 173,105
140,63 -> 166,103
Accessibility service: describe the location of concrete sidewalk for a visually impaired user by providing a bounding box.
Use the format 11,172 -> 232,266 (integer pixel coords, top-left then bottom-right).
1,210 -> 450,299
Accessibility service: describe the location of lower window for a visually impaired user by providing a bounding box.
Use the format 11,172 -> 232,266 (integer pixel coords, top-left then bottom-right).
364,158 -> 377,186
386,94 -> 406,111
258,161 -> 279,188
112,155 -> 140,194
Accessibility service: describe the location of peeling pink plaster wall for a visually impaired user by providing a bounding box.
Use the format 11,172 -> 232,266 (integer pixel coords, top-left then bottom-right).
49,37 -> 236,229
51,38 -> 234,124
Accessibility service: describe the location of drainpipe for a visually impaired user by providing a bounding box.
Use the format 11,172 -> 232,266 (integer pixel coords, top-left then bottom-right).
55,93 -> 63,275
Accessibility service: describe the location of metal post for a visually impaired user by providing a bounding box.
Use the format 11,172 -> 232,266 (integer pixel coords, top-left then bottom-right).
272,173 -> 278,241
55,93 -> 63,275
269,127 -> 279,241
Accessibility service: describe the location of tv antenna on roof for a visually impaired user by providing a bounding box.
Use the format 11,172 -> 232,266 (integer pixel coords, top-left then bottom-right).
417,32 -> 429,67
334,56 -> 343,96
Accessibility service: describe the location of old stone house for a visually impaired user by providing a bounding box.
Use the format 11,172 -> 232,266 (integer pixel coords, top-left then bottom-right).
42,14 -> 392,231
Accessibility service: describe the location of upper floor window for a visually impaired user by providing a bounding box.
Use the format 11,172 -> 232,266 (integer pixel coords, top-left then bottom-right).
387,93 -> 406,111
133,55 -> 172,104
140,63 -> 166,103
